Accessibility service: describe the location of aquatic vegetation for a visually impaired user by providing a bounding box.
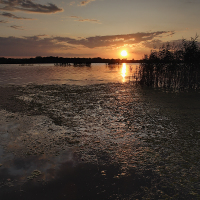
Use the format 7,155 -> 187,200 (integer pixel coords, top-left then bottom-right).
0,83 -> 199,199
138,36 -> 200,90
27,170 -> 42,180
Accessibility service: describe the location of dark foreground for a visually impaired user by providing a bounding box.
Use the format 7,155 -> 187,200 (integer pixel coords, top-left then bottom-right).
0,83 -> 200,199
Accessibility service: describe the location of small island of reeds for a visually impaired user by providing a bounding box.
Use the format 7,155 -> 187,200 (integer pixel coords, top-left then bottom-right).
137,36 -> 200,90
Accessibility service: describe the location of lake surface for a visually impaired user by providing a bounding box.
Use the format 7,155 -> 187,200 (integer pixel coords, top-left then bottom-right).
0,63 -> 139,86
0,63 -> 200,199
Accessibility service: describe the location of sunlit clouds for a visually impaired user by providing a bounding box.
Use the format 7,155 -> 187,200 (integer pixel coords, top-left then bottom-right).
78,0 -> 95,6
0,31 -> 176,58
54,31 -> 174,49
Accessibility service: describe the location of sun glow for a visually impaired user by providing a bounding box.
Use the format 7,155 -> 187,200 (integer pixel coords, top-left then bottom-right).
121,50 -> 127,57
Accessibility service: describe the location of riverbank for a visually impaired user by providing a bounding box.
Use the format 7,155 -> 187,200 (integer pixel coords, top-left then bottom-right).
0,83 -> 200,199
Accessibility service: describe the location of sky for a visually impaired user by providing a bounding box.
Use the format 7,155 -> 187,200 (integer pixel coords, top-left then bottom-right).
0,0 -> 200,59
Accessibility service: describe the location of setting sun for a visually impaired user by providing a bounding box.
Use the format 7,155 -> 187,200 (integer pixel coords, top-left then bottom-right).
121,50 -> 128,57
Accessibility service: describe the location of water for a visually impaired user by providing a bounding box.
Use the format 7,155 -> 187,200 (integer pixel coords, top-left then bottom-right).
0,63 -> 139,86
0,63 -> 200,199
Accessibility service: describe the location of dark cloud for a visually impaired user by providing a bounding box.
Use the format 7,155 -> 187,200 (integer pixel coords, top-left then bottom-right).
143,39 -> 165,49
79,0 -> 95,6
0,31 -> 175,57
0,12 -> 33,19
143,38 -> 194,50
0,35 -> 74,57
70,15 -> 100,23
0,0 -> 63,13
54,31 -> 175,48
10,25 -> 23,30
0,19 -> 8,23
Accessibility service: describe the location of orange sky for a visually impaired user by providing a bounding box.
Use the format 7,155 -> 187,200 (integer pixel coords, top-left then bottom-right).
0,0 -> 200,59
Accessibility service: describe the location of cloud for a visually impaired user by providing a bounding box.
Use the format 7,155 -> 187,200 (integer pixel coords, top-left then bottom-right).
0,35 -> 74,57
78,0 -> 95,6
0,19 -> 8,23
70,16 -> 79,18
143,39 -> 164,49
10,25 -> 23,30
0,31 -> 175,57
70,16 -> 100,23
0,0 -> 63,13
54,31 -> 175,48
143,38 -> 189,50
0,12 -> 33,19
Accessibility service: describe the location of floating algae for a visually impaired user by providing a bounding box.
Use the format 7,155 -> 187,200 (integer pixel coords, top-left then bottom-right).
27,170 -> 42,180
0,83 -> 200,199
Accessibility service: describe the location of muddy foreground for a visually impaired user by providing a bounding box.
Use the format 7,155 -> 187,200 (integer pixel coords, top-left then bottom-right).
0,83 -> 200,199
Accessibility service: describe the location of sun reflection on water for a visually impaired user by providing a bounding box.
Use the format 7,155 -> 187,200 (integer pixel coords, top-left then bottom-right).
121,63 -> 126,82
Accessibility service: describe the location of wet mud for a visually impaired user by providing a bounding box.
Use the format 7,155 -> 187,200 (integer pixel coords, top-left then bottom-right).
0,83 -> 200,199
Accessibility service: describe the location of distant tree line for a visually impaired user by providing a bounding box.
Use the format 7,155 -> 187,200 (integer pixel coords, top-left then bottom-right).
138,36 -> 200,90
0,56 -> 139,64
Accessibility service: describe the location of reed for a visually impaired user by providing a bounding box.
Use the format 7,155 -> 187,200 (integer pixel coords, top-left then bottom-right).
137,36 -> 200,90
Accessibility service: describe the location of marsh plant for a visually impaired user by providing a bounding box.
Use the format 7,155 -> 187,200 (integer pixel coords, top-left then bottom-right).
138,36 -> 200,90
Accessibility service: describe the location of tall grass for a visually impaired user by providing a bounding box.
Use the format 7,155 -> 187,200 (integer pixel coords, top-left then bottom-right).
138,36 -> 200,90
